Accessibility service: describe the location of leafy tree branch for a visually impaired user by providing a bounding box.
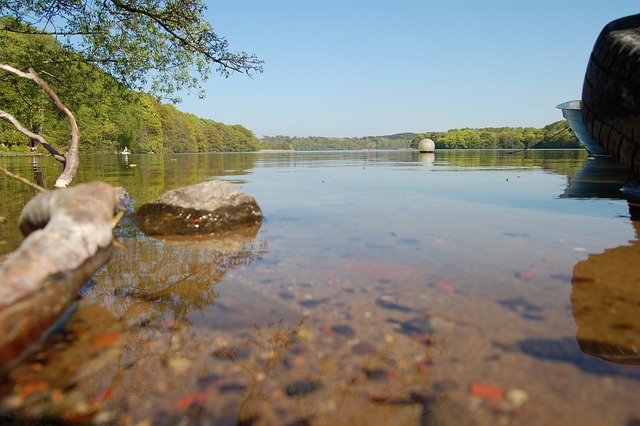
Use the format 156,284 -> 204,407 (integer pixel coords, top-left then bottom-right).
0,0 -> 264,101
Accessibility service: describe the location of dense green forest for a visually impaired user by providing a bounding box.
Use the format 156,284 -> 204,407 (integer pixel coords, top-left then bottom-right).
0,17 -> 260,154
260,121 -> 581,151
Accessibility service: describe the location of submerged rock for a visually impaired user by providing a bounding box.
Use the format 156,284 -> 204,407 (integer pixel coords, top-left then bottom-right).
137,180 -> 262,236
285,379 -> 321,397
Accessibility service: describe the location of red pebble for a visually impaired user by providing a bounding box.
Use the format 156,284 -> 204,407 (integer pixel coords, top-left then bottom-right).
469,382 -> 504,400
517,270 -> 535,281
172,391 -> 209,410
433,279 -> 454,293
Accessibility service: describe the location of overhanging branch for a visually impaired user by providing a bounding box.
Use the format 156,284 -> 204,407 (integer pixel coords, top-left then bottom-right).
0,64 -> 80,188
1,27 -> 103,36
107,0 -> 251,74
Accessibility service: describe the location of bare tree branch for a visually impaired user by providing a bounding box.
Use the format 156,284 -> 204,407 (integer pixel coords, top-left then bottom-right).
0,64 -> 80,188
27,68 -> 80,188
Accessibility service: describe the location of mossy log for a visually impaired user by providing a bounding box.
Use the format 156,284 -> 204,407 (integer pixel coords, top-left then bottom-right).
0,182 -> 116,365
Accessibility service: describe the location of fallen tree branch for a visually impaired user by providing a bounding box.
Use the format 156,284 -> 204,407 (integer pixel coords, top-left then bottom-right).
0,182 -> 116,366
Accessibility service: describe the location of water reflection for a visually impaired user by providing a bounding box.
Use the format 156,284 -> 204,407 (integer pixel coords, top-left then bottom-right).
0,214 -> 457,424
514,157 -> 640,377
562,156 -> 640,365
3,151 -> 640,424
417,153 -> 435,166
561,156 -> 630,199
0,219 -> 269,423
30,156 -> 47,189
571,204 -> 640,365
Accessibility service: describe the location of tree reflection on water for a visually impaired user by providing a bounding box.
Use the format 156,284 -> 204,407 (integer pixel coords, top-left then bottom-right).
2,219 -> 448,424
0,222 -> 270,423
0,215 -> 451,424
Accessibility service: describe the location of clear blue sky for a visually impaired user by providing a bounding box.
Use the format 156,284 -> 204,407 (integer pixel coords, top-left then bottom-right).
177,1 -> 639,138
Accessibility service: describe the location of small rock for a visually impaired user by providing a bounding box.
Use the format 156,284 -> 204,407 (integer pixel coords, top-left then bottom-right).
298,299 -> 327,308
362,367 -> 390,382
331,325 -> 355,338
278,291 -> 295,300
285,379 -> 321,397
506,388 -> 529,407
168,357 -> 192,374
376,297 -> 413,312
352,342 -> 377,355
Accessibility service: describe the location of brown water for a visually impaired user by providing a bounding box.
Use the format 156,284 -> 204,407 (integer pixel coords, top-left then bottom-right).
1,150 -> 640,425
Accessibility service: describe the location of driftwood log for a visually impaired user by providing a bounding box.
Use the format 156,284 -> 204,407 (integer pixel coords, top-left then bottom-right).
0,182 -> 116,365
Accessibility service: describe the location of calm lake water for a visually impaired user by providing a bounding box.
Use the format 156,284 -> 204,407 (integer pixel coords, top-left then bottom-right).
1,150 -> 640,425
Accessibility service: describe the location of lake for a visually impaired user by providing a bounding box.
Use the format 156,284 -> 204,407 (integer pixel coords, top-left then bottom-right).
1,150 -> 639,425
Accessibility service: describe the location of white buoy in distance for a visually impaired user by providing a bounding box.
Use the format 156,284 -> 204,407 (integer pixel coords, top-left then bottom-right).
418,138 -> 435,153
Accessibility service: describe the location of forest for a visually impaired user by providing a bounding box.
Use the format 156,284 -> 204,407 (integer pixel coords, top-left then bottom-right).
0,17 -> 260,154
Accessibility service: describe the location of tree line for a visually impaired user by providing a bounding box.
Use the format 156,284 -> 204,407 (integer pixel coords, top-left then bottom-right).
0,17 -> 260,154
411,120 -> 580,150
260,121 -> 581,151
259,134 -> 413,151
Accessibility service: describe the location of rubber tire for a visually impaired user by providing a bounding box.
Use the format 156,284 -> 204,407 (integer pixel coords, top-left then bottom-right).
582,14 -> 640,175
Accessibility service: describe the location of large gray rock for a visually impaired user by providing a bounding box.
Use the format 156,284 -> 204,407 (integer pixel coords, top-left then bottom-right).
137,180 -> 262,236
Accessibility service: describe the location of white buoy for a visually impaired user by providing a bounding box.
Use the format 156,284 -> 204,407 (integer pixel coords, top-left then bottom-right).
418,138 -> 435,153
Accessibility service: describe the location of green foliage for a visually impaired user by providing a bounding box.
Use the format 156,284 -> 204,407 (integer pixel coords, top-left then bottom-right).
0,0 -> 263,101
263,123 -> 581,151
406,123 -> 581,151
261,135 -> 413,151
0,19 -> 260,153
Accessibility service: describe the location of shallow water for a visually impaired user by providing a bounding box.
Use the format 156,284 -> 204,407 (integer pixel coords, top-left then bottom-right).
1,150 -> 640,425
